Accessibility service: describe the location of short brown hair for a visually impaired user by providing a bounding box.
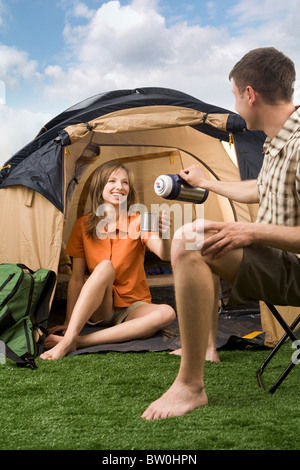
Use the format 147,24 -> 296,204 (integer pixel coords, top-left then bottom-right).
229,47 -> 295,104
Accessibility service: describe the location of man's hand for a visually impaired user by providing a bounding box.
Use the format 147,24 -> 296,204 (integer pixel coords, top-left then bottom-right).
179,165 -> 208,188
198,220 -> 256,258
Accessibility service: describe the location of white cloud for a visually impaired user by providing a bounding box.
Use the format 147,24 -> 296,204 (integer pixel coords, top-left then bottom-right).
0,79 -> 5,104
0,0 -> 9,30
0,105 -> 52,165
1,0 -> 300,165
229,0 -> 299,30
72,1 -> 95,19
40,0 -> 300,112
0,44 -> 40,90
42,0 -> 236,108
228,0 -> 300,52
0,43 -> 44,164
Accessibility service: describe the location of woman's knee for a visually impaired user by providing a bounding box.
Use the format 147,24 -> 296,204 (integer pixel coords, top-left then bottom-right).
154,305 -> 176,328
92,260 -> 115,284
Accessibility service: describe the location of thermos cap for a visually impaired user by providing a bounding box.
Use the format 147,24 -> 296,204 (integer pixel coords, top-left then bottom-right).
154,174 -> 209,204
154,175 -> 173,197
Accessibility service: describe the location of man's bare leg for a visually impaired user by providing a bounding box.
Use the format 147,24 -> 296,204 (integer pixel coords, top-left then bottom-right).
205,274 -> 221,362
142,222 -> 242,420
170,274 -> 220,362
142,244 -> 213,419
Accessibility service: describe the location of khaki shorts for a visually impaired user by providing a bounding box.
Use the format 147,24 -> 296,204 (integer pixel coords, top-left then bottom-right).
87,301 -> 148,327
222,244 -> 300,307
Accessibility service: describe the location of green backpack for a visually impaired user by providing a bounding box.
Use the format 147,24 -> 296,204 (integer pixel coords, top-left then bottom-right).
0,263 -> 56,369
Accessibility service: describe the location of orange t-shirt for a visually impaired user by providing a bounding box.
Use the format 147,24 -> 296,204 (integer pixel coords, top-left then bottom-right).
65,213 -> 151,307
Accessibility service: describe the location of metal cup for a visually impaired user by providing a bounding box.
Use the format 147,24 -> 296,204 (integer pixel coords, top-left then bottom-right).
140,212 -> 159,232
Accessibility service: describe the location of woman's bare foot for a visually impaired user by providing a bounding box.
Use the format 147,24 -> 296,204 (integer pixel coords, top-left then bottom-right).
40,335 -> 77,360
169,348 -> 182,356
44,334 -> 64,349
141,379 -> 208,420
205,347 -> 220,363
170,347 -> 220,363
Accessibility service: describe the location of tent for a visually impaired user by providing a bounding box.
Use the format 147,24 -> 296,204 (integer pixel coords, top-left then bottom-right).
0,87 -> 297,346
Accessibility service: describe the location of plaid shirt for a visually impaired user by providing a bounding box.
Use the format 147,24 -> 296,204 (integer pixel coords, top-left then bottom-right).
256,106 -> 300,226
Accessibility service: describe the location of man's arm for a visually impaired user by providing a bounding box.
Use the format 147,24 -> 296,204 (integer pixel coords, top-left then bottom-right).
179,166 -> 259,204
200,220 -> 300,258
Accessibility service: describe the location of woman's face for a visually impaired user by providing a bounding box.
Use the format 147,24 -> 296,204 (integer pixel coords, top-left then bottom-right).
101,168 -> 130,207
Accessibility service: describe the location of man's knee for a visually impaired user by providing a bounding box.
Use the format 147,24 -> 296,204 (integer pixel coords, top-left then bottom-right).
171,220 -> 204,265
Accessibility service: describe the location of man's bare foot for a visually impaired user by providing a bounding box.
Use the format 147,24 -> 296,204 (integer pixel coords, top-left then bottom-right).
170,347 -> 220,363
40,335 -> 76,360
141,380 -> 208,420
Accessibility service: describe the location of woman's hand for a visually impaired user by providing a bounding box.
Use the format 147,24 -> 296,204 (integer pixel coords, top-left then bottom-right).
159,210 -> 171,239
48,324 -> 68,335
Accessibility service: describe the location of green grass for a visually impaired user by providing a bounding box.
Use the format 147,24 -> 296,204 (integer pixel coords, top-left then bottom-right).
0,344 -> 299,450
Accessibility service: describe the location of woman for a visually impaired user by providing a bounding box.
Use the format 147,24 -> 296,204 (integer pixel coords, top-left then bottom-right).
41,161 -> 175,360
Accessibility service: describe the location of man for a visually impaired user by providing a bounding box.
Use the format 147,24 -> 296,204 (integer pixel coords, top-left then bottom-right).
142,47 -> 300,420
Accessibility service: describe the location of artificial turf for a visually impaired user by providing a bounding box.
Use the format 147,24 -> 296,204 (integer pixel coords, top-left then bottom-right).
0,343 -> 299,451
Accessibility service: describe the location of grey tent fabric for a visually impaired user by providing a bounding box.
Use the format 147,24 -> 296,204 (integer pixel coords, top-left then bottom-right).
66,312 -> 264,357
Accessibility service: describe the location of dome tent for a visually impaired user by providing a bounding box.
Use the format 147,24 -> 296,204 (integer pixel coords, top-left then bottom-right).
0,86 -> 291,346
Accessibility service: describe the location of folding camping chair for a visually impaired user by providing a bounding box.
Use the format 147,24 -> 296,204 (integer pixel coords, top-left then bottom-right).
257,302 -> 300,393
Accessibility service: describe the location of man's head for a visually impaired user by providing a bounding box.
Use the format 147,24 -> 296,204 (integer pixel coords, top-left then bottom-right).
229,47 -> 295,105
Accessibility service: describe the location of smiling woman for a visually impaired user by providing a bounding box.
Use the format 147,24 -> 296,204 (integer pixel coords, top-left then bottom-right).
84,161 -> 138,239
39,159 -> 175,360
102,168 -> 130,207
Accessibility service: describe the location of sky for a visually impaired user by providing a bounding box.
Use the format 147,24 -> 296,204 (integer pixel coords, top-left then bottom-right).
0,0 -> 300,165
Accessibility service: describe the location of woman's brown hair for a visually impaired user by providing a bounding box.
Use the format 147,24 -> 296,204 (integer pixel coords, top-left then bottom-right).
85,161 -> 138,239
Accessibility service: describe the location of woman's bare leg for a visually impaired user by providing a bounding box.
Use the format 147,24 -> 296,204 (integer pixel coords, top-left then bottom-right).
40,261 -> 115,360
44,303 -> 175,350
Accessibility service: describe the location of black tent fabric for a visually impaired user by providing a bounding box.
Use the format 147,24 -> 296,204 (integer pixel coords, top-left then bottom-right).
49,284 -> 265,357
66,312 -> 265,357
0,87 -> 265,212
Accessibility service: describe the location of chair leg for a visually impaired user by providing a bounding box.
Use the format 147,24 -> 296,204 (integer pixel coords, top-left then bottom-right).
269,360 -> 298,394
257,304 -> 300,393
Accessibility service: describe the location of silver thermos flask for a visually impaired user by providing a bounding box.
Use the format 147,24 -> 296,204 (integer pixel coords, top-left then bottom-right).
154,174 -> 209,204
